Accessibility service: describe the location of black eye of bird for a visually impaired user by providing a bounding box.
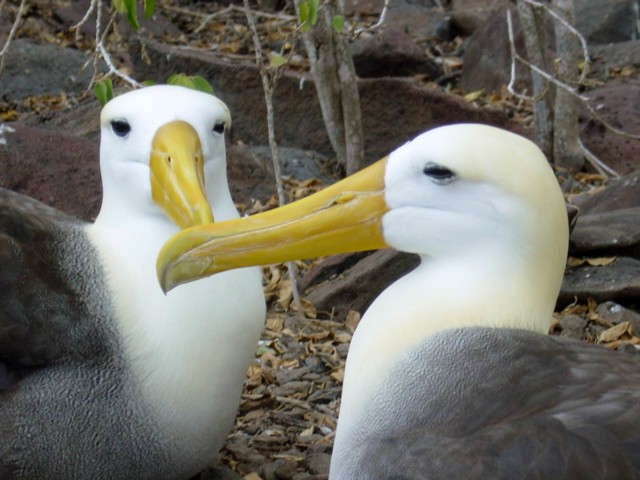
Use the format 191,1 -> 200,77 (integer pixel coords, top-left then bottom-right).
110,120 -> 131,137
213,122 -> 225,134
423,162 -> 456,185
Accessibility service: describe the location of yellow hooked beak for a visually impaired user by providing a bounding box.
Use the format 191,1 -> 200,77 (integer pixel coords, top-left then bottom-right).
157,159 -> 390,292
150,121 -> 214,229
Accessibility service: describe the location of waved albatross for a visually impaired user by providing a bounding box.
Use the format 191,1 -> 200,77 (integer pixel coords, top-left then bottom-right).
0,85 -> 265,479
158,124 -> 640,479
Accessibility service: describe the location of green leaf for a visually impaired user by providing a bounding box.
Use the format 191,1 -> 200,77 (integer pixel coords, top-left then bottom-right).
298,0 -> 309,24
308,0 -> 319,25
167,73 -> 191,88
332,15 -> 344,33
141,79 -> 156,86
269,53 -> 287,68
143,0 -> 155,19
190,76 -> 214,94
94,78 -> 114,107
167,74 -> 214,95
123,0 -> 139,30
112,0 -> 126,13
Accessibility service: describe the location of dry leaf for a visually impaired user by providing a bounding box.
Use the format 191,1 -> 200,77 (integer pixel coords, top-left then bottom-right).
464,89 -> 484,102
566,257 -> 617,267
598,321 -> 632,343
330,368 -> 344,383
334,331 -> 352,344
244,473 -> 263,480
566,257 -> 586,267
586,257 -> 617,266
277,280 -> 293,310
299,425 -> 315,437
442,56 -> 463,69
345,310 -> 361,333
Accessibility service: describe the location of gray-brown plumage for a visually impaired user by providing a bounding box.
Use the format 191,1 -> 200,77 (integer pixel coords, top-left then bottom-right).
351,328 -> 640,480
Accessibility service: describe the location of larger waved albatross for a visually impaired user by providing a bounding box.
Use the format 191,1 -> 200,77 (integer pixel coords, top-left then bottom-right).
158,124 -> 640,479
0,85 -> 265,479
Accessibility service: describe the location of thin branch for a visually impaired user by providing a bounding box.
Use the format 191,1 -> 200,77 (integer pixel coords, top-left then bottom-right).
525,0 -> 590,83
508,9 -> 573,101
98,43 -> 141,87
0,0 -> 27,73
243,0 -> 305,319
71,0 -> 99,39
354,0 -> 389,35
578,138 -> 620,179
79,0 -> 139,90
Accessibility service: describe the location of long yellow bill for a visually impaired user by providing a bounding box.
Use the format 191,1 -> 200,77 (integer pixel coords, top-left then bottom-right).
157,158 -> 391,293
150,120 -> 214,229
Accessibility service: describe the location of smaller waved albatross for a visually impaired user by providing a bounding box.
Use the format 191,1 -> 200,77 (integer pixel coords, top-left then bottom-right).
0,85 -> 265,479
158,124 -> 640,479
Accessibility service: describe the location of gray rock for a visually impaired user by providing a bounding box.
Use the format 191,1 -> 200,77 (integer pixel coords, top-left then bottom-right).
247,146 -> 334,184
558,314 -> 587,340
460,3 -> 640,94
0,39 -> 103,99
575,0 -> 638,44
570,207 -> 640,258
596,301 -> 640,335
589,40 -> 640,80
259,459 -> 298,480
460,7 -> 534,94
575,170 -> 640,215
559,256 -> 640,306
53,0 -> 181,39
305,452 -> 331,475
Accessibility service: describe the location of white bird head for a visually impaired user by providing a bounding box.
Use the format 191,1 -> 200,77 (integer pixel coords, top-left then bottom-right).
96,85 -> 233,228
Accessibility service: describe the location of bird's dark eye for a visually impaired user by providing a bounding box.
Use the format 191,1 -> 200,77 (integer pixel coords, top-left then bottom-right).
213,122 -> 225,134
423,162 -> 456,185
110,120 -> 131,137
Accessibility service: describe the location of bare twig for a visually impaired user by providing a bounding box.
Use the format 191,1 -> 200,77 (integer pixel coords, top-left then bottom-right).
77,0 -> 140,90
161,2 -> 296,34
243,0 -> 305,319
71,0 -> 99,39
0,0 -> 27,73
578,138 -> 620,179
525,0 -> 590,83
507,9 -> 583,101
508,3 -> 639,172
354,0 -> 389,35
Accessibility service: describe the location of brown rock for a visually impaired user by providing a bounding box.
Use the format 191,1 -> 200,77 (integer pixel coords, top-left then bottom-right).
580,79 -> 640,176
351,29 -> 442,79
0,123 -> 101,221
450,0 -> 510,36
303,249 -> 420,321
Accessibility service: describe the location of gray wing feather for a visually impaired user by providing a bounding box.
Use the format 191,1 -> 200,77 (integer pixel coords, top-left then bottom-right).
358,329 -> 640,479
0,188 -> 89,383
